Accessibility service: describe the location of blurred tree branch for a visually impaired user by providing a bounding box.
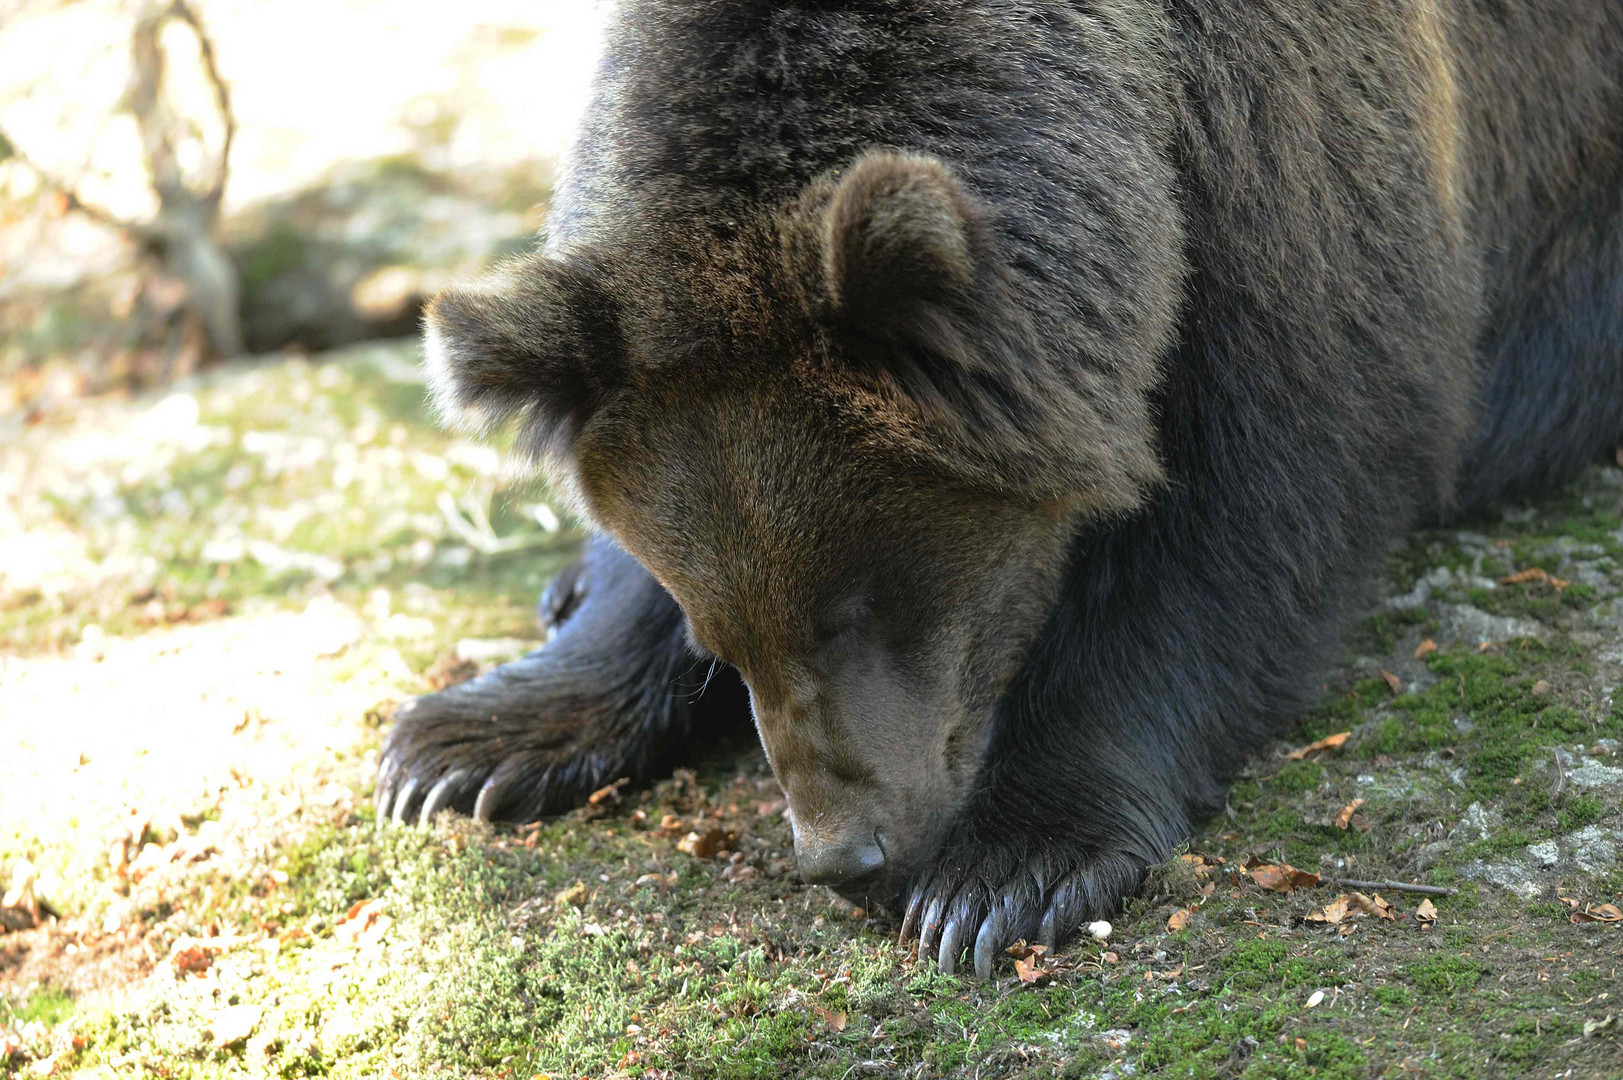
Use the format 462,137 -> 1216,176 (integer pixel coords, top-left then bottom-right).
0,0 -> 243,358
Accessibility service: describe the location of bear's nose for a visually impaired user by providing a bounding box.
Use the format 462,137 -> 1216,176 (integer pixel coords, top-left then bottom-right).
795,831 -> 886,888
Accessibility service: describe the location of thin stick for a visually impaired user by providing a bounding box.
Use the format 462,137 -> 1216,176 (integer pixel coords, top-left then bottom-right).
1328,877 -> 1455,897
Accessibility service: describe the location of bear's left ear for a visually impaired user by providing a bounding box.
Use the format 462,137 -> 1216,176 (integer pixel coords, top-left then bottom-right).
423,252 -> 619,461
821,151 -> 984,343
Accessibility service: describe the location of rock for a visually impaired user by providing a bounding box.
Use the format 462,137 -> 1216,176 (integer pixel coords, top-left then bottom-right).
1460,860 -> 1544,901
1524,841 -> 1560,869
1569,759 -> 1623,788
1436,604 -> 1542,647
1569,826 -> 1621,875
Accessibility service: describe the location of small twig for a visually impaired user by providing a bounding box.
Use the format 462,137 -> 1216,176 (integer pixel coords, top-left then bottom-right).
0,124 -> 153,237
1328,877 -> 1455,897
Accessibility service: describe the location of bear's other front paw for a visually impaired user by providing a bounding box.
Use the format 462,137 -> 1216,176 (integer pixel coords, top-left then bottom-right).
899,839 -> 1146,979
374,663 -> 620,827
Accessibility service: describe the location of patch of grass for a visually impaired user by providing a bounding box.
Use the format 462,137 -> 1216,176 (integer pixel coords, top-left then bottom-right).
1557,794 -> 1607,832
1405,953 -> 1487,997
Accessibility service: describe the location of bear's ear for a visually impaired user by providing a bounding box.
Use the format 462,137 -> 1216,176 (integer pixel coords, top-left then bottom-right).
423,252 -> 619,460
821,152 -> 982,339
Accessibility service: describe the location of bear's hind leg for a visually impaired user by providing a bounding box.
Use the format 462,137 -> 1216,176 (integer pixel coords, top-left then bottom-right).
376,535 -> 749,825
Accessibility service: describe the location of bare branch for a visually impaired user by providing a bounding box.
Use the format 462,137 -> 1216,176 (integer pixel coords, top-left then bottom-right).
166,0 -> 234,207
0,124 -> 155,238
1326,877 -> 1456,897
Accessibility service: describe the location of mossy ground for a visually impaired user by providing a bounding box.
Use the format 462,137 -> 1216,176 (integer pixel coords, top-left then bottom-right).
2,342 -> 1619,1078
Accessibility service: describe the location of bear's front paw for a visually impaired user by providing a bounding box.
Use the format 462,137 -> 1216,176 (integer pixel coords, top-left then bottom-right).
374,671 -> 604,827
899,840 -> 1146,980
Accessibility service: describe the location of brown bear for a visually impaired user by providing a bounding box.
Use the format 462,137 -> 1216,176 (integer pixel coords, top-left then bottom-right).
376,0 -> 1623,978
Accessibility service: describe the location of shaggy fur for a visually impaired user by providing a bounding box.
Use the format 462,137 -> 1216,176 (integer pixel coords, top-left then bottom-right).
378,0 -> 1623,979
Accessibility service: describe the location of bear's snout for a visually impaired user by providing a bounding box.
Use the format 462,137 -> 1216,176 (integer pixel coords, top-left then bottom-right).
793,827 -> 888,891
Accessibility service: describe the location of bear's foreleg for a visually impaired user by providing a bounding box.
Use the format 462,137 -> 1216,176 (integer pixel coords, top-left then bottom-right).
376,535 -> 748,825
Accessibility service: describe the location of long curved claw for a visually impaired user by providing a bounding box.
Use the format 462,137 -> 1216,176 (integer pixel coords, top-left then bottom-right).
374,755 -> 399,818
418,769 -> 469,827
918,897 -> 946,962
899,888 -> 925,946
472,775 -> 503,823
390,776 -> 421,825
973,911 -> 1001,981
937,911 -> 966,975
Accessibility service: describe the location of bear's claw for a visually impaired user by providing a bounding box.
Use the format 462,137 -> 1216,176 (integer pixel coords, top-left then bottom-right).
900,850 -> 1143,980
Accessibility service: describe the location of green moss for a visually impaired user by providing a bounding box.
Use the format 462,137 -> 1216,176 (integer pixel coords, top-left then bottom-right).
1556,793 -> 1607,831
3,986 -> 75,1026
1267,761 -> 1325,795
1374,985 -> 1412,1007
1406,954 -> 1487,996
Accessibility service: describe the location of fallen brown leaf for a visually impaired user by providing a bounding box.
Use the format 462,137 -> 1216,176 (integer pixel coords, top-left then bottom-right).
1413,638 -> 1438,660
1499,567 -> 1571,591
1167,907 -> 1195,932
588,778 -> 630,806
1333,799 -> 1366,830
676,826 -> 733,860
1286,732 -> 1351,761
1306,895 -> 1352,925
1531,680 -> 1552,697
1350,892 -> 1395,920
1014,952 -> 1050,984
333,898 -> 391,947
171,945 -> 213,976
1004,940 -> 1047,961
1569,903 -> 1622,925
1249,862 -> 1323,893
554,882 -> 589,908
811,1004 -> 848,1032
1415,898 -> 1438,923
1380,670 -> 1402,693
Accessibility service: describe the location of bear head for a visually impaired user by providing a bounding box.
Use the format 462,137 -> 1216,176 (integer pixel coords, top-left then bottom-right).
423,151 -> 1168,905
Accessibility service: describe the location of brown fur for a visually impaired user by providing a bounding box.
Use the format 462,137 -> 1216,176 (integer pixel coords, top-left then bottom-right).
382,0 -> 1623,977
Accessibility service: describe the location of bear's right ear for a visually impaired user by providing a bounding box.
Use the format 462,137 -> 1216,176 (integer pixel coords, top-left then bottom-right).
820,151 -> 983,342
423,253 -> 619,461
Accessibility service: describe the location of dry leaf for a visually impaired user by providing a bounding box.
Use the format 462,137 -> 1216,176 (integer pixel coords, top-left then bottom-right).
1307,990 -> 1325,1008
554,882 -> 589,908
1570,903 -> 1623,925
1350,892 -> 1395,920
1333,799 -> 1366,830
1014,952 -> 1049,984
1179,853 -> 1228,879
1415,898 -> 1438,923
1004,940 -> 1047,961
1248,862 -> 1323,893
811,1004 -> 848,1032
1413,638 -> 1439,660
588,778 -> 630,806
1167,907 -> 1194,932
1499,567 -> 1571,591
333,898 -> 391,947
1286,732 -> 1351,761
1380,670 -> 1402,693
171,945 -> 213,976
1306,895 -> 1352,925
676,826 -> 733,859
1531,680 -> 1552,697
